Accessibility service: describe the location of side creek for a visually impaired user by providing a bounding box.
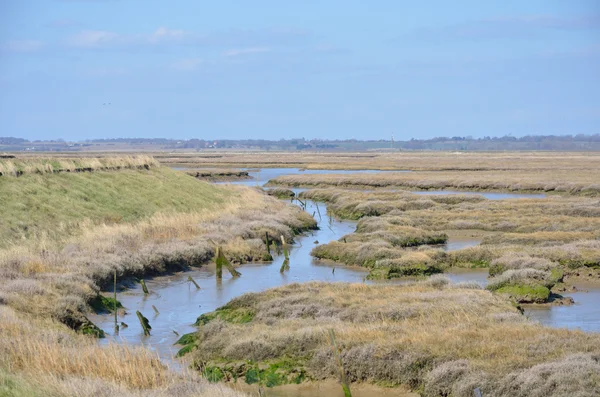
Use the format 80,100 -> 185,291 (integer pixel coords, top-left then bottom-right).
91,167 -> 600,395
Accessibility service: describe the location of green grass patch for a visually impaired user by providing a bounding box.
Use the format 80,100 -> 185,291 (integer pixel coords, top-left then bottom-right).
494,284 -> 550,303
0,167 -> 232,248
89,295 -> 122,314
194,308 -> 256,326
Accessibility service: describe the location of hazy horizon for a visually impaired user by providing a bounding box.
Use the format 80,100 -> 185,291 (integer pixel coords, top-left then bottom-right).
1,1 -> 599,141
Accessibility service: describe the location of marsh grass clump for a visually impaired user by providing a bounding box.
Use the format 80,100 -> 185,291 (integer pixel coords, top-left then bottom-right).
486,269 -> 558,303
186,282 -> 600,396
265,188 -> 296,199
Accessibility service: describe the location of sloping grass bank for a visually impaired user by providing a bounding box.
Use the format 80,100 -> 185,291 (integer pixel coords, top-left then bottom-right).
0,166 -> 227,247
184,282 -> 600,397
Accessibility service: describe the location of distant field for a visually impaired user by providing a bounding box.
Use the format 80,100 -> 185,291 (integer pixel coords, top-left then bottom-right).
11,150 -> 600,171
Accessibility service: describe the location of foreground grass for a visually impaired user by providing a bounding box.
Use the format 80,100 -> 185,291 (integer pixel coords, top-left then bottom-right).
185,281 -> 600,397
0,306 -> 245,397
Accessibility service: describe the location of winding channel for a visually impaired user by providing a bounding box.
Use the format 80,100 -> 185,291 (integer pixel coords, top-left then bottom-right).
91,168 -> 599,387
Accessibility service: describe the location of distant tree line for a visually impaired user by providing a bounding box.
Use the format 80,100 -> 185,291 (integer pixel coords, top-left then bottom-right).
2,134 -> 600,152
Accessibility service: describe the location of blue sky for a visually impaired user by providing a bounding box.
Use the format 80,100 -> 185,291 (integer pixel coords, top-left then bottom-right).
0,0 -> 599,141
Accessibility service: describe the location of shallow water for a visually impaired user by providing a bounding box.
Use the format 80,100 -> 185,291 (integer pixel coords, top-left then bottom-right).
90,198 -> 368,367
524,285 -> 600,333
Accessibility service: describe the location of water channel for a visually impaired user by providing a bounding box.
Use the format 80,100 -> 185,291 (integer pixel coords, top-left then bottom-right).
91,167 -> 598,394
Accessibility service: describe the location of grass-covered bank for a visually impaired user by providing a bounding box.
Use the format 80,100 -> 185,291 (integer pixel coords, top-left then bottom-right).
294,189 -> 600,302
0,165 -> 232,247
0,159 -> 317,396
182,281 -> 600,397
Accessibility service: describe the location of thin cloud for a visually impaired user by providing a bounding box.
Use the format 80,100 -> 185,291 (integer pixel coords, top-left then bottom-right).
1,40 -> 43,53
67,30 -> 119,47
409,15 -> 600,41
170,58 -> 203,71
223,47 -> 271,57
67,26 -> 191,48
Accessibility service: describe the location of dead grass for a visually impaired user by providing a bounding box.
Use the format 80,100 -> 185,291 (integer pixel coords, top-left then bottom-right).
148,151 -> 600,173
188,282 -> 600,396
0,306 -> 245,396
0,155 -> 158,177
269,170 -> 600,196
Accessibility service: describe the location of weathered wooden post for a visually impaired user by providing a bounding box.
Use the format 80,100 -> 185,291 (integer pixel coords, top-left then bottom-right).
187,276 -> 200,289
265,232 -> 271,255
140,279 -> 149,294
215,247 -> 241,278
328,329 -> 352,397
215,247 -> 223,279
113,269 -> 119,333
136,311 -> 151,336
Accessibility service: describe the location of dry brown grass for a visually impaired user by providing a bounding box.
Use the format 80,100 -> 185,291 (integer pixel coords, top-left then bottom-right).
269,169 -> 600,195
188,282 -> 600,396
0,155 -> 159,177
148,151 -> 600,172
0,306 -> 245,396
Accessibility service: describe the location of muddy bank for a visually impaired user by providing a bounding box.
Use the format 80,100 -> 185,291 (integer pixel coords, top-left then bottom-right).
185,169 -> 251,182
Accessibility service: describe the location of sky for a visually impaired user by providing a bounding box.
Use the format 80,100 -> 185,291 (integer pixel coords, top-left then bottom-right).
0,0 -> 599,141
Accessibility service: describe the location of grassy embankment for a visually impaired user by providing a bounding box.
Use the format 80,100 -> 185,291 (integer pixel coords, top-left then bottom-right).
0,157 -> 316,397
284,188 -> 600,303
181,281 -> 600,397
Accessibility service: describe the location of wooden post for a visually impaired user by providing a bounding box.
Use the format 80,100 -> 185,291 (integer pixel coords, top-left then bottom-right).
315,202 -> 322,221
265,232 -> 271,255
113,269 -> 119,332
215,247 -> 223,279
140,279 -> 149,294
187,276 -> 200,289
281,235 -> 289,260
328,329 -> 352,397
136,311 -> 151,336
215,247 -> 241,278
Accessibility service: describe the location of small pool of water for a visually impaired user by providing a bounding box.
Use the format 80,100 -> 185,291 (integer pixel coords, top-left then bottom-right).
525,285 -> 600,333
